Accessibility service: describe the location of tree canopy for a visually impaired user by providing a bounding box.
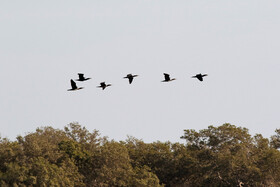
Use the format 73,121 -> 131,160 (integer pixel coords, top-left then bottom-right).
0,123 -> 280,186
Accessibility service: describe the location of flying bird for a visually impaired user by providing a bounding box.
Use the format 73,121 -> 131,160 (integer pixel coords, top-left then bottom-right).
76,73 -> 91,81
192,73 -> 208,81
67,79 -> 84,91
124,74 -> 138,84
97,82 -> 112,90
162,73 -> 176,82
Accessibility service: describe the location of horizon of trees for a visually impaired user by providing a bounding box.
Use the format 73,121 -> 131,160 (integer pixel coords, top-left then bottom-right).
1,123 -> 280,186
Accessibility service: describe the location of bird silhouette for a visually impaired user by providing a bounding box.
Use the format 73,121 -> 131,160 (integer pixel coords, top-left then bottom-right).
76,73 -> 91,81
192,73 -> 208,81
162,73 -> 176,82
124,74 -> 138,84
97,82 -> 112,90
67,79 -> 84,91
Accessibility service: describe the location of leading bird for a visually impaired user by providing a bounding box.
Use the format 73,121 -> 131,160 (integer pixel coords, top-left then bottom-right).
192,73 -> 208,81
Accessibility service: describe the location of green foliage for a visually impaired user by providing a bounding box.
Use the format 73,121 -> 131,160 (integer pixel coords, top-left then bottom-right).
131,166 -> 162,187
0,126 -> 84,187
180,123 -> 280,186
0,123 -> 280,186
270,128 -> 280,149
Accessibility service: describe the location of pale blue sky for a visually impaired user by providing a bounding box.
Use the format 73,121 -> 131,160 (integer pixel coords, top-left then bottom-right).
1,0 -> 280,142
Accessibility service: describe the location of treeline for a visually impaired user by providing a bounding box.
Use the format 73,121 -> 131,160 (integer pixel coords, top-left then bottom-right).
1,123 -> 280,187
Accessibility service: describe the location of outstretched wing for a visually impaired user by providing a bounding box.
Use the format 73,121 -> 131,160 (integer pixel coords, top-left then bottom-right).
197,76 -> 203,81
164,73 -> 170,81
78,73 -> 84,80
100,82 -> 106,87
71,79 -> 77,89
128,77 -> 133,84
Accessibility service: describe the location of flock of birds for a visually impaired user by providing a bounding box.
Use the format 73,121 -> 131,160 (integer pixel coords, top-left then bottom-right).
67,73 -> 208,91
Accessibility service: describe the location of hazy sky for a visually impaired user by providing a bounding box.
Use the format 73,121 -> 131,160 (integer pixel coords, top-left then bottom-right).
1,0 -> 280,142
